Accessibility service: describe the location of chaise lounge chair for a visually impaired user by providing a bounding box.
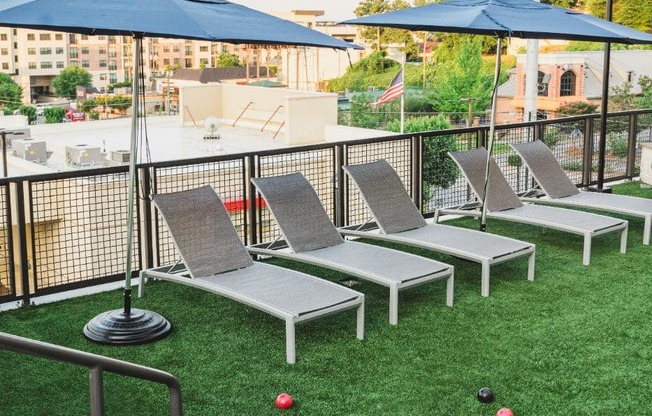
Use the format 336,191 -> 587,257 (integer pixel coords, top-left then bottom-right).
250,173 -> 454,325
511,140 -> 652,245
443,148 -> 628,266
341,159 -> 536,297
138,185 -> 365,364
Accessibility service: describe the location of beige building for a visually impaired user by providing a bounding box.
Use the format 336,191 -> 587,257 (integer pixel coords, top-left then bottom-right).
0,10 -> 365,105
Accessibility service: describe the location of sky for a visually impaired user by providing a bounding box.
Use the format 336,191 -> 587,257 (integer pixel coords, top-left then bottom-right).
231,0 -> 359,22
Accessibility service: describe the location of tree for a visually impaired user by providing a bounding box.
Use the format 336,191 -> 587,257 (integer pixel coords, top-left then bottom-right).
0,73 -> 23,111
586,0 -> 652,32
216,53 -> 242,68
52,66 -> 92,100
387,114 -> 458,205
426,38 -> 492,118
354,0 -> 420,59
17,105 -> 36,125
556,101 -> 599,116
636,75 -> 652,109
43,106 -> 66,124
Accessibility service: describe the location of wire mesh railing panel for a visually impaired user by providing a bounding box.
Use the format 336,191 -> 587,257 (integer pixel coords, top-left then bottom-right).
426,131 -> 481,212
0,184 -> 13,300
539,119 -> 589,187
153,158 -> 246,267
256,148 -> 336,243
344,137 -> 413,227
635,113 -> 652,171
591,115 -> 632,182
30,172 -> 133,292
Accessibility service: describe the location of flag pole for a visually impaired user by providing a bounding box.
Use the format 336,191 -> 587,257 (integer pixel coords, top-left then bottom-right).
400,61 -> 405,134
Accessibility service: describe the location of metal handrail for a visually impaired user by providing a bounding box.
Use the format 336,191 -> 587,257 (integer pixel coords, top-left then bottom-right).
0,332 -> 182,416
232,101 -> 254,127
272,121 -> 285,140
261,104 -> 283,132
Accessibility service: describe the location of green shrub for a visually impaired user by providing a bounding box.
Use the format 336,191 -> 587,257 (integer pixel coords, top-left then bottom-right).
608,133 -> 629,158
44,106 -> 66,124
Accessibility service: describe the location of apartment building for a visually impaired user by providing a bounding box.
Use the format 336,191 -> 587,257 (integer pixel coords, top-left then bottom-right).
0,10 -> 363,104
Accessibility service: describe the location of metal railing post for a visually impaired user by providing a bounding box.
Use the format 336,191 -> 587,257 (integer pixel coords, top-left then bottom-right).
583,117 -> 595,187
627,113 -> 638,179
335,145 -> 345,228
89,366 -> 105,416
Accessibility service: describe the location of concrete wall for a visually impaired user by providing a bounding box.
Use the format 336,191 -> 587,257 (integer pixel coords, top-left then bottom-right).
179,83 -> 340,145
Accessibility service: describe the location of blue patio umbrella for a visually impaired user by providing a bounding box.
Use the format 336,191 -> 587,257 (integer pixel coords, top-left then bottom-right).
344,0 -> 652,231
0,0 -> 361,345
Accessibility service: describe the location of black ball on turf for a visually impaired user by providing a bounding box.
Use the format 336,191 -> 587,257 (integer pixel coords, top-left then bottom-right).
477,387 -> 495,403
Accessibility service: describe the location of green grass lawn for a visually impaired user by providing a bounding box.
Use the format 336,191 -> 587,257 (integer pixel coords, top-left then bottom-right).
1,182 -> 651,416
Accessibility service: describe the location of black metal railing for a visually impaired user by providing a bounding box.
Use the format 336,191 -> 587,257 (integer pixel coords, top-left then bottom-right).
0,332 -> 182,416
1,109 -> 650,306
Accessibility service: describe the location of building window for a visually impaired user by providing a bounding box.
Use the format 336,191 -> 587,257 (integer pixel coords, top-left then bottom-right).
0,34 -> 7,41
200,58 -> 209,66
173,58 -> 180,66
70,47 -> 78,58
27,48 -> 36,55
163,46 -> 170,53
69,34 -> 77,44
199,46 -> 208,52
108,47 -> 116,58
56,61 -> 64,69
40,61 -> 52,69
185,46 -> 192,56
185,58 -> 192,68
40,47 -> 52,55
109,60 -> 117,70
39,33 -> 51,41
109,73 -> 117,83
163,58 -> 170,66
55,34 -> 63,40
27,34 -> 35,41
173,46 -> 180,53
108,36 -> 116,44
2,62 -> 8,70
28,62 -> 36,69
81,47 -> 89,54
70,60 -> 78,67
99,60 -> 107,67
55,47 -> 64,54
560,71 -> 576,97
81,35 -> 88,40
81,60 -> 90,68
99,47 -> 106,54
1,48 -> 8,56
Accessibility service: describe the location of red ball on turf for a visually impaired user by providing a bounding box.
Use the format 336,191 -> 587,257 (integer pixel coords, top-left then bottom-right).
496,408 -> 514,416
275,393 -> 294,410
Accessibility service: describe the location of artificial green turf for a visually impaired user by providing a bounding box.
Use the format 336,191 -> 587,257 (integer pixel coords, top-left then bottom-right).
1,182 -> 651,415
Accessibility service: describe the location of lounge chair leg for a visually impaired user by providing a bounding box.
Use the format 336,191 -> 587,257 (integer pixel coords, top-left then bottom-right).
356,303 -> 365,340
620,227 -> 628,253
583,234 -> 591,266
285,319 -> 296,364
446,272 -> 454,307
138,272 -> 146,298
644,215 -> 651,245
481,262 -> 490,297
389,286 -> 399,325
527,251 -> 536,282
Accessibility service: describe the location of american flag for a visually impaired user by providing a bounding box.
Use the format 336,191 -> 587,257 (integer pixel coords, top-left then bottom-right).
371,68 -> 404,106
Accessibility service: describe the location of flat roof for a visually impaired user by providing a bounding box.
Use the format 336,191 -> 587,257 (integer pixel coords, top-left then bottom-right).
2,115 -> 289,177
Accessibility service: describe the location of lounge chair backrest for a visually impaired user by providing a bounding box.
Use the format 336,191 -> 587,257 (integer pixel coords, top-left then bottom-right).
251,173 -> 344,253
343,160 -> 427,234
448,147 -> 523,212
511,140 -> 580,199
153,185 -> 254,278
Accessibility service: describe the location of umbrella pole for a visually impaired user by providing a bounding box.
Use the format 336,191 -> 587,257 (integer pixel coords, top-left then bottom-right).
83,36 -> 171,345
479,36 -> 503,232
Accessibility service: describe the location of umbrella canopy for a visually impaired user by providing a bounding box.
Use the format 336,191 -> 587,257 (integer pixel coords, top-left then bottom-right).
344,0 -> 652,231
0,0 -> 360,49
343,0 -> 652,44
0,0 -> 360,346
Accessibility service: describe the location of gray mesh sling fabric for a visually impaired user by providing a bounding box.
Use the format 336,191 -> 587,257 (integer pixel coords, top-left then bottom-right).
342,159 -> 536,297
251,173 -> 344,253
447,148 -> 629,266
147,185 -> 365,364
153,185 -> 254,278
511,141 -> 580,198
512,140 -> 652,245
342,160 -> 427,234
449,147 -> 523,213
251,172 -> 455,325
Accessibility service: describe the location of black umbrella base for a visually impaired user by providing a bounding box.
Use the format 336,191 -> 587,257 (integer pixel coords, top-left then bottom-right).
83,308 -> 172,345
